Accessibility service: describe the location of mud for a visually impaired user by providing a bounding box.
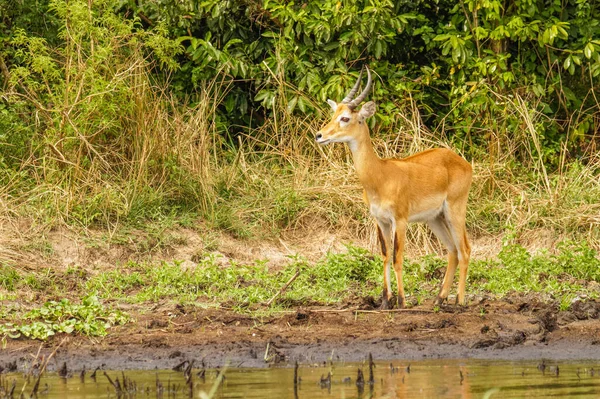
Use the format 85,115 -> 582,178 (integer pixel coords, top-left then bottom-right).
3,296 -> 600,373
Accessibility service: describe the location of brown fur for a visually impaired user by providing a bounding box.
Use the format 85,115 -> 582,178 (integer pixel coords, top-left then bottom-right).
317,102 -> 472,308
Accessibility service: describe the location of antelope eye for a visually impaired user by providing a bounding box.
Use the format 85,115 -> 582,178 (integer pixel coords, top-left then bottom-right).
340,117 -> 350,123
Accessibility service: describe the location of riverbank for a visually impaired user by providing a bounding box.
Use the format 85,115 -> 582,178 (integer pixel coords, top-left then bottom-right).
3,294 -> 600,372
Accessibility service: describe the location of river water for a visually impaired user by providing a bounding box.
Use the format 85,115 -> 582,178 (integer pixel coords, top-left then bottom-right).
2,359 -> 600,398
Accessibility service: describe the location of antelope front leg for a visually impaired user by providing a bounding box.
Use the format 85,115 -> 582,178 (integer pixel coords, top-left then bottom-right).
392,221 -> 407,308
377,222 -> 393,310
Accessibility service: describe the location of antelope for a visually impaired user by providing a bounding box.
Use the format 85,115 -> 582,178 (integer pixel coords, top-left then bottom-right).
315,67 -> 472,309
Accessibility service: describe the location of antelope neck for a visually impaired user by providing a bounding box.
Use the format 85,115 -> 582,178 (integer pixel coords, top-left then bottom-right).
347,128 -> 383,186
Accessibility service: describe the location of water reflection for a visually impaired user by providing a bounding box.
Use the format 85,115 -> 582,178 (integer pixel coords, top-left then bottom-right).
1,359 -> 600,398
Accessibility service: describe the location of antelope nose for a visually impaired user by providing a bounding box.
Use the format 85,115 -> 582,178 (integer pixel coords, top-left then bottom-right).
315,132 -> 323,141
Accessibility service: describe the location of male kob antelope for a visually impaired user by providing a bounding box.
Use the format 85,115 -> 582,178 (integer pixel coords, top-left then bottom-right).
315,67 -> 472,309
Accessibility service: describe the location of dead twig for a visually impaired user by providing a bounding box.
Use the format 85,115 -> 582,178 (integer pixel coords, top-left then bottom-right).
266,268 -> 301,306
309,308 -> 435,314
104,371 -> 121,394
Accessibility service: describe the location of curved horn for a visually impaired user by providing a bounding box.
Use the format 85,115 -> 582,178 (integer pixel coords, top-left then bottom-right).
347,66 -> 372,109
341,67 -> 363,104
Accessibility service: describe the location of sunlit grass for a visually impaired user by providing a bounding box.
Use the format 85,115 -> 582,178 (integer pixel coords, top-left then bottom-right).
77,241 -> 599,313
2,60 -> 600,255
3,240 -> 599,319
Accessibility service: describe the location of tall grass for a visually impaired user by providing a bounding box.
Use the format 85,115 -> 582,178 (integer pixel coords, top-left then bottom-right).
1,21 -> 599,256
206,80 -> 600,253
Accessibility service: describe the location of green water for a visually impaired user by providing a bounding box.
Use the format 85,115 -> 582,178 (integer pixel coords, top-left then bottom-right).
2,359 -> 600,398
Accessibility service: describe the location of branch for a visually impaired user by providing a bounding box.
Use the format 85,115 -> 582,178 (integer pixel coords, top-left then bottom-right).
0,54 -> 10,88
137,11 -> 153,26
266,268 -> 301,306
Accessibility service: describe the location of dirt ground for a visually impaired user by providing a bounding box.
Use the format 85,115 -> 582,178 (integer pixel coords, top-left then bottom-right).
3,296 -> 600,373
2,225 -> 600,373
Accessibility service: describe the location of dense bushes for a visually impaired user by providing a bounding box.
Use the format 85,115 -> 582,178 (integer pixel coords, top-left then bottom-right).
3,1 -> 600,159
121,0 -> 600,163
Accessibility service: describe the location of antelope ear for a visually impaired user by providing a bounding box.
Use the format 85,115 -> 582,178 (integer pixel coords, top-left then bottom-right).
327,99 -> 338,111
358,101 -> 376,122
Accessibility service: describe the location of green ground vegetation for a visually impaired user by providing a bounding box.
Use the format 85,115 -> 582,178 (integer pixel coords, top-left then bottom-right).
2,241 -> 599,340
0,294 -> 128,341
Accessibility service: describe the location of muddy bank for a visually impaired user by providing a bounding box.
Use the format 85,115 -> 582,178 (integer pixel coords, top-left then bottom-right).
3,297 -> 600,372
4,337 -> 600,374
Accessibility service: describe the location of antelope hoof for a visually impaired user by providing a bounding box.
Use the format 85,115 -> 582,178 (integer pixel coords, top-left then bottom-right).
434,295 -> 446,307
381,296 -> 390,310
456,296 -> 467,307
396,296 -> 405,309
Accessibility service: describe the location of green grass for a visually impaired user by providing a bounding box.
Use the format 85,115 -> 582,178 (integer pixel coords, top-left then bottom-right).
80,247 -> 383,312
468,241 -> 600,309
84,241 -> 600,312
2,241 -> 599,341
0,264 -> 20,291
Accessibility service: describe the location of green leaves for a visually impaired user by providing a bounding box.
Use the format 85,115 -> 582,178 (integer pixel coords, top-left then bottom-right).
584,42 -> 596,59
539,20 -> 570,45
434,34 -> 471,64
1,295 -> 129,341
101,0 -> 600,162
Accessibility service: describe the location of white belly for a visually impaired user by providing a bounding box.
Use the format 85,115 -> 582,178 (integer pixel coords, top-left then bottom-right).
369,203 -> 395,224
368,195 -> 446,224
408,205 -> 443,223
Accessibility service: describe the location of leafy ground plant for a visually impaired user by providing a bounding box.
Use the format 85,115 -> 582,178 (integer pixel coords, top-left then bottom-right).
0,295 -> 129,341
82,241 -> 600,314
468,241 -> 600,310
83,247 -> 383,312
1,241 -> 598,343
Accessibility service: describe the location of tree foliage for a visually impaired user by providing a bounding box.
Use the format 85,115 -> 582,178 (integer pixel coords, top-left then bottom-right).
117,0 -> 600,162
1,0 -> 599,170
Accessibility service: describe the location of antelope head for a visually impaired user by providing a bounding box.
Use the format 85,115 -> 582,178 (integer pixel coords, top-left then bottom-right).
315,67 -> 376,146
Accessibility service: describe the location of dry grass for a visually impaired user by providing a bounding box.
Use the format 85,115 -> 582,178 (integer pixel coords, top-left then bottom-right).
1,58 -> 599,265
